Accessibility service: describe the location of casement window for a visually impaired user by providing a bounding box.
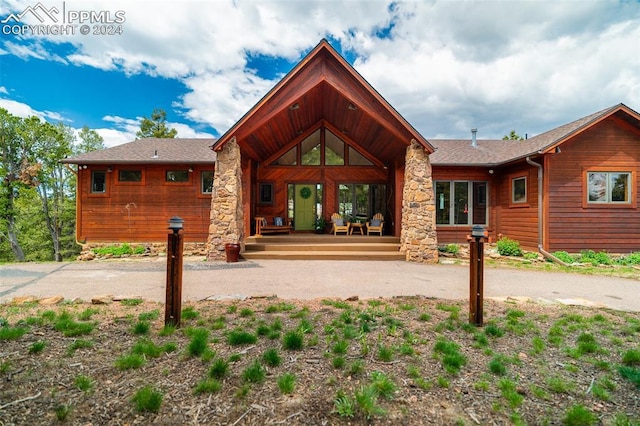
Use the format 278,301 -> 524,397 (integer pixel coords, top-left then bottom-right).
435,181 -> 487,225
91,170 -> 107,193
118,169 -> 142,182
201,171 -> 213,194
512,176 -> 527,204
165,170 -> 189,182
587,171 -> 631,204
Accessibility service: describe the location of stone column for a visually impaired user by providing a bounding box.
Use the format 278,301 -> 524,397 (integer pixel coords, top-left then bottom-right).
400,140 -> 438,263
207,138 -> 244,260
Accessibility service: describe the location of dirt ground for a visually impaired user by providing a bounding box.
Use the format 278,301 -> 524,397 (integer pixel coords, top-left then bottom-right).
1,296 -> 639,425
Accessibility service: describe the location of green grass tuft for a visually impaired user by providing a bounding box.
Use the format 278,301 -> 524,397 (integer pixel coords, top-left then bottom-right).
562,404 -> 597,426
115,354 -> 145,370
131,385 -> 163,413
283,330 -> 304,350
194,378 -> 221,394
277,372 -> 296,394
242,359 -> 266,383
209,358 -> 229,379
28,340 -> 46,354
262,348 -> 282,367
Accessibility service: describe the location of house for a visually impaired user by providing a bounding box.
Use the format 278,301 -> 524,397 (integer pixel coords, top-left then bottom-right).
430,103 -> 640,253
63,40 -> 640,260
64,138 -> 216,255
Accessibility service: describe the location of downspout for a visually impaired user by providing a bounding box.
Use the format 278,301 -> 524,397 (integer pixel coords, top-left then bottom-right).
525,156 -> 544,250
64,163 -> 85,247
525,156 -> 566,265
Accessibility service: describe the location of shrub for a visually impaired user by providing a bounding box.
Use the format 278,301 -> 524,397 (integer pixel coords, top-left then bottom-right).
93,243 -> 144,257
578,250 -> 613,266
617,251 -> 640,266
553,251 -> 575,264
444,244 -> 459,255
496,236 -> 522,256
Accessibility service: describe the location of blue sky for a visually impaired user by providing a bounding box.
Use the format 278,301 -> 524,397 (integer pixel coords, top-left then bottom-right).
0,1 -> 638,147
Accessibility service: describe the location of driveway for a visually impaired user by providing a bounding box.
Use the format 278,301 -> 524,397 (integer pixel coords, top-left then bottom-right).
1,259 -> 638,312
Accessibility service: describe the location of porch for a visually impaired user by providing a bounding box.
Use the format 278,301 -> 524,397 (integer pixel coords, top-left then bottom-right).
242,234 -> 403,261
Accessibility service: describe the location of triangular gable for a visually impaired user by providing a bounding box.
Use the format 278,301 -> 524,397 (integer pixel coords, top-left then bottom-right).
532,103 -> 640,155
212,39 -> 432,160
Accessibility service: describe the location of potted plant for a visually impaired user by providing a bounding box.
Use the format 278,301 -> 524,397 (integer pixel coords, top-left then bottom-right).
314,217 -> 327,234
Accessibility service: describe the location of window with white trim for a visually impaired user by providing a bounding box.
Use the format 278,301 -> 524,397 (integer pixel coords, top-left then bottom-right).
91,170 -> 107,193
588,172 -> 631,204
201,171 -> 213,194
512,176 -> 527,204
435,181 -> 487,225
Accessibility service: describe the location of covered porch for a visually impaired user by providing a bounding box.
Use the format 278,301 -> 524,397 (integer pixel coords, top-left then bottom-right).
207,40 -> 438,263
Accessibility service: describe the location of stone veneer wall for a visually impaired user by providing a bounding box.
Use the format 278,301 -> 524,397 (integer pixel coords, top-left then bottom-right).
207,138 -> 244,260
400,140 -> 438,263
77,242 -> 207,260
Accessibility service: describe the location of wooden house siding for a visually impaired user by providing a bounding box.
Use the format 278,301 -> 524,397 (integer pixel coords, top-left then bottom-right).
432,167 -> 497,244
494,163 -> 540,250
77,164 -> 213,243
546,118 -> 640,252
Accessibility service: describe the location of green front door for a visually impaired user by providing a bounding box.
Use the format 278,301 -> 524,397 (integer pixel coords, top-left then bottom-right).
294,184 -> 316,230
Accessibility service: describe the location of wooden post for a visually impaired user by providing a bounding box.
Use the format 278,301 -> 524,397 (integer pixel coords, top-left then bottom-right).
469,237 -> 484,326
165,229 -> 183,327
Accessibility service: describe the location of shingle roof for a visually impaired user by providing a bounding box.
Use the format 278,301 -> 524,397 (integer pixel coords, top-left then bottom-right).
430,103 -> 638,166
62,138 -> 217,164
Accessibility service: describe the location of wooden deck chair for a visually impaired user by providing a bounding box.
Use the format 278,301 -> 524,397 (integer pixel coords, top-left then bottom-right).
331,213 -> 350,235
367,213 -> 384,236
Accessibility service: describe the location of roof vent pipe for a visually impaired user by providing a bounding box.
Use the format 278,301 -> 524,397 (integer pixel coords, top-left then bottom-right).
471,128 -> 478,147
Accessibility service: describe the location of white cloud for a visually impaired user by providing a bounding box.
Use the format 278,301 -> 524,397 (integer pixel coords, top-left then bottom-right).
0,96 -> 68,121
2,0 -> 639,140
98,115 -> 214,147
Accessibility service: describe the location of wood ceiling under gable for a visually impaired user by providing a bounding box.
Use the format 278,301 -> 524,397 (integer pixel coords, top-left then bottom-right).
213,40 -> 432,165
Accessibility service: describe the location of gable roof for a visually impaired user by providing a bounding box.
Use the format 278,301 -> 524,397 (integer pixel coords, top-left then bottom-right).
430,103 -> 640,166
62,138 -> 217,165
212,39 -> 433,164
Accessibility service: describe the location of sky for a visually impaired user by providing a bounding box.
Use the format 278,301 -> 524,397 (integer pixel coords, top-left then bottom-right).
0,0 -> 638,148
